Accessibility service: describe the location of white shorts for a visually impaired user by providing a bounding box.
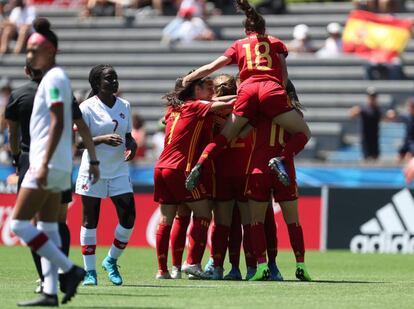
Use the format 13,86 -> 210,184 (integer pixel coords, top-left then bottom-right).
75,175 -> 133,198
21,167 -> 71,193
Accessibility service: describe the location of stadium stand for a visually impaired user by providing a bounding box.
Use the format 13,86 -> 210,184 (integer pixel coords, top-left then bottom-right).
0,1 -> 413,162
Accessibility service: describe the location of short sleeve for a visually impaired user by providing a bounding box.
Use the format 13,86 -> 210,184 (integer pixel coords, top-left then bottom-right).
79,103 -> 91,128
275,40 -> 288,57
5,92 -> 18,121
26,7 -> 36,25
189,101 -> 213,118
72,96 -> 82,120
223,42 -> 238,65
8,8 -> 19,23
126,103 -> 132,133
43,74 -> 65,108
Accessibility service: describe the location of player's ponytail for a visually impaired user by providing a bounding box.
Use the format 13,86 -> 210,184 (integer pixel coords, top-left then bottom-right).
235,0 -> 266,34
162,77 -> 185,109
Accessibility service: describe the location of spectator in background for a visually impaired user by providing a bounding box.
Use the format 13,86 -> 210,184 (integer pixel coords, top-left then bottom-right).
316,22 -> 343,58
386,97 -> 414,162
349,87 -> 382,161
287,24 -> 316,55
131,113 -> 146,159
161,6 -> 215,46
0,0 -> 36,54
81,0 -> 123,18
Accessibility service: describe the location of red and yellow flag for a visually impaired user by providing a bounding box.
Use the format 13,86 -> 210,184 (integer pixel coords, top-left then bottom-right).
343,10 -> 412,63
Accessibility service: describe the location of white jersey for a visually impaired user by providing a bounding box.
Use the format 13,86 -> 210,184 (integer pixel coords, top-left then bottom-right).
30,67 -> 73,172
78,95 -> 132,179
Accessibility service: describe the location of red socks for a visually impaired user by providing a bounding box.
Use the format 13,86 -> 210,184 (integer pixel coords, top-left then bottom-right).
156,223 -> 172,272
197,134 -> 228,165
228,207 -> 242,268
287,223 -> 305,263
281,132 -> 308,158
264,205 -> 278,264
211,224 -> 230,267
170,216 -> 190,267
242,224 -> 257,267
187,217 -> 210,265
250,222 -> 267,264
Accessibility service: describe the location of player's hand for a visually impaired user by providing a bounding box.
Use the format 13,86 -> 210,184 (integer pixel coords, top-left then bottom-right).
101,134 -> 123,146
182,75 -> 191,87
124,140 -> 137,161
404,158 -> 414,184
88,164 -> 100,184
36,164 -> 49,189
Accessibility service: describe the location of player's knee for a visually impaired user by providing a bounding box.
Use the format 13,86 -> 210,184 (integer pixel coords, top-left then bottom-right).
10,219 -> 31,236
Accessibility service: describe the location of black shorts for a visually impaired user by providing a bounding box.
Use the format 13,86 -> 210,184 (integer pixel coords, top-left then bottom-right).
17,151 -> 73,204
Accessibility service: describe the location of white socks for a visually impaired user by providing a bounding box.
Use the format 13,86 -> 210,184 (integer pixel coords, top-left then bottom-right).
108,224 -> 133,260
80,227 -> 97,271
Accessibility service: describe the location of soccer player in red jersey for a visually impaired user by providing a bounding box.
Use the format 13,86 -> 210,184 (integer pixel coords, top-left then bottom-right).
183,0 -> 311,191
154,77 -> 234,279
244,112 -> 312,281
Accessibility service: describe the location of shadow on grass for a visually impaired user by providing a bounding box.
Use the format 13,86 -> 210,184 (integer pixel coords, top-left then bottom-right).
122,284 -> 216,289
283,279 -> 386,284
78,292 -> 169,297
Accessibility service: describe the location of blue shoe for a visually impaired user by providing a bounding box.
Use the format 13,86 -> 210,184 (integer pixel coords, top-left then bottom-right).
245,266 -> 257,281
204,257 -> 214,275
268,262 -> 284,281
102,256 -> 122,285
208,266 -> 224,280
82,270 -> 97,286
223,267 -> 242,281
268,157 -> 290,186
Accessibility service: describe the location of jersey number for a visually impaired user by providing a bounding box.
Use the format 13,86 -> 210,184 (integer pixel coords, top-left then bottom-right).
112,119 -> 119,132
242,42 -> 273,71
167,112 -> 180,145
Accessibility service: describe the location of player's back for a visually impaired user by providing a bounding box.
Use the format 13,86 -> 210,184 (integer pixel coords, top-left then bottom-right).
156,100 -> 213,172
225,34 -> 288,86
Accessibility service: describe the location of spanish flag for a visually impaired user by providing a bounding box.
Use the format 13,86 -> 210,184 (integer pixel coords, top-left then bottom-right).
343,10 -> 412,63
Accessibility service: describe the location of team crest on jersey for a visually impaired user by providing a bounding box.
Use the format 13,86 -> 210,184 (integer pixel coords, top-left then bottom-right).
119,112 -> 125,119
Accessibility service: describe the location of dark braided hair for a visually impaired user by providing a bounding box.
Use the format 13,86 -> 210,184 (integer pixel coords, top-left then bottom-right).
235,0 -> 266,35
32,17 -> 58,49
214,74 -> 237,97
87,64 -> 114,98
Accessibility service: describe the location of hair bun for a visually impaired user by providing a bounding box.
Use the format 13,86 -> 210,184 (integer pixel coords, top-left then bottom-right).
33,17 -> 51,34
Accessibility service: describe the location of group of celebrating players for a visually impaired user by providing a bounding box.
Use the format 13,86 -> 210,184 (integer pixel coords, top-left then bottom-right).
7,0 -> 313,306
154,0 -> 312,282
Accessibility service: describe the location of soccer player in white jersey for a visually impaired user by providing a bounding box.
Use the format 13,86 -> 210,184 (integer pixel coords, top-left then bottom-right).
76,64 -> 137,286
10,18 -> 88,307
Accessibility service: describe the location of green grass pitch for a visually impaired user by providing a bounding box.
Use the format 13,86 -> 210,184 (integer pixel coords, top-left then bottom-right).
1,247 -> 413,309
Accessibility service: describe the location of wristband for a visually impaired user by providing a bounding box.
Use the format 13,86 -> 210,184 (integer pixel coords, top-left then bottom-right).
89,160 -> 100,166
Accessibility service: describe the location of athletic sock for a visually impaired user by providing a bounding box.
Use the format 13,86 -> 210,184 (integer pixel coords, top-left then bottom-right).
242,224 -> 256,268
250,222 -> 267,264
264,205 -> 277,264
287,223 -> 305,263
281,132 -> 308,158
58,222 -> 70,257
197,134 -> 228,165
10,220 -> 73,273
156,223 -> 172,272
38,222 -> 60,296
211,224 -> 230,267
170,216 -> 190,268
186,217 -> 210,265
108,224 -> 134,260
80,227 -> 96,271
30,249 -> 44,282
228,207 -> 242,268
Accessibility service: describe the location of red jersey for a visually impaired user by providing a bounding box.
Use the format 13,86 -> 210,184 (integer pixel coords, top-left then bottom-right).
224,33 -> 288,86
247,117 -> 291,174
155,100 -> 213,172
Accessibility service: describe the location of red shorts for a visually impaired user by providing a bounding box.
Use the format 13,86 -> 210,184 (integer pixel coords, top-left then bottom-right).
153,168 -> 212,204
214,175 -> 247,202
233,80 -> 292,125
244,159 -> 297,202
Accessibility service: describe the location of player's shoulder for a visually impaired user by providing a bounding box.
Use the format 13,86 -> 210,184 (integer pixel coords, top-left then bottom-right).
11,81 -> 37,97
116,96 -> 131,108
79,96 -> 96,112
44,67 -> 69,83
